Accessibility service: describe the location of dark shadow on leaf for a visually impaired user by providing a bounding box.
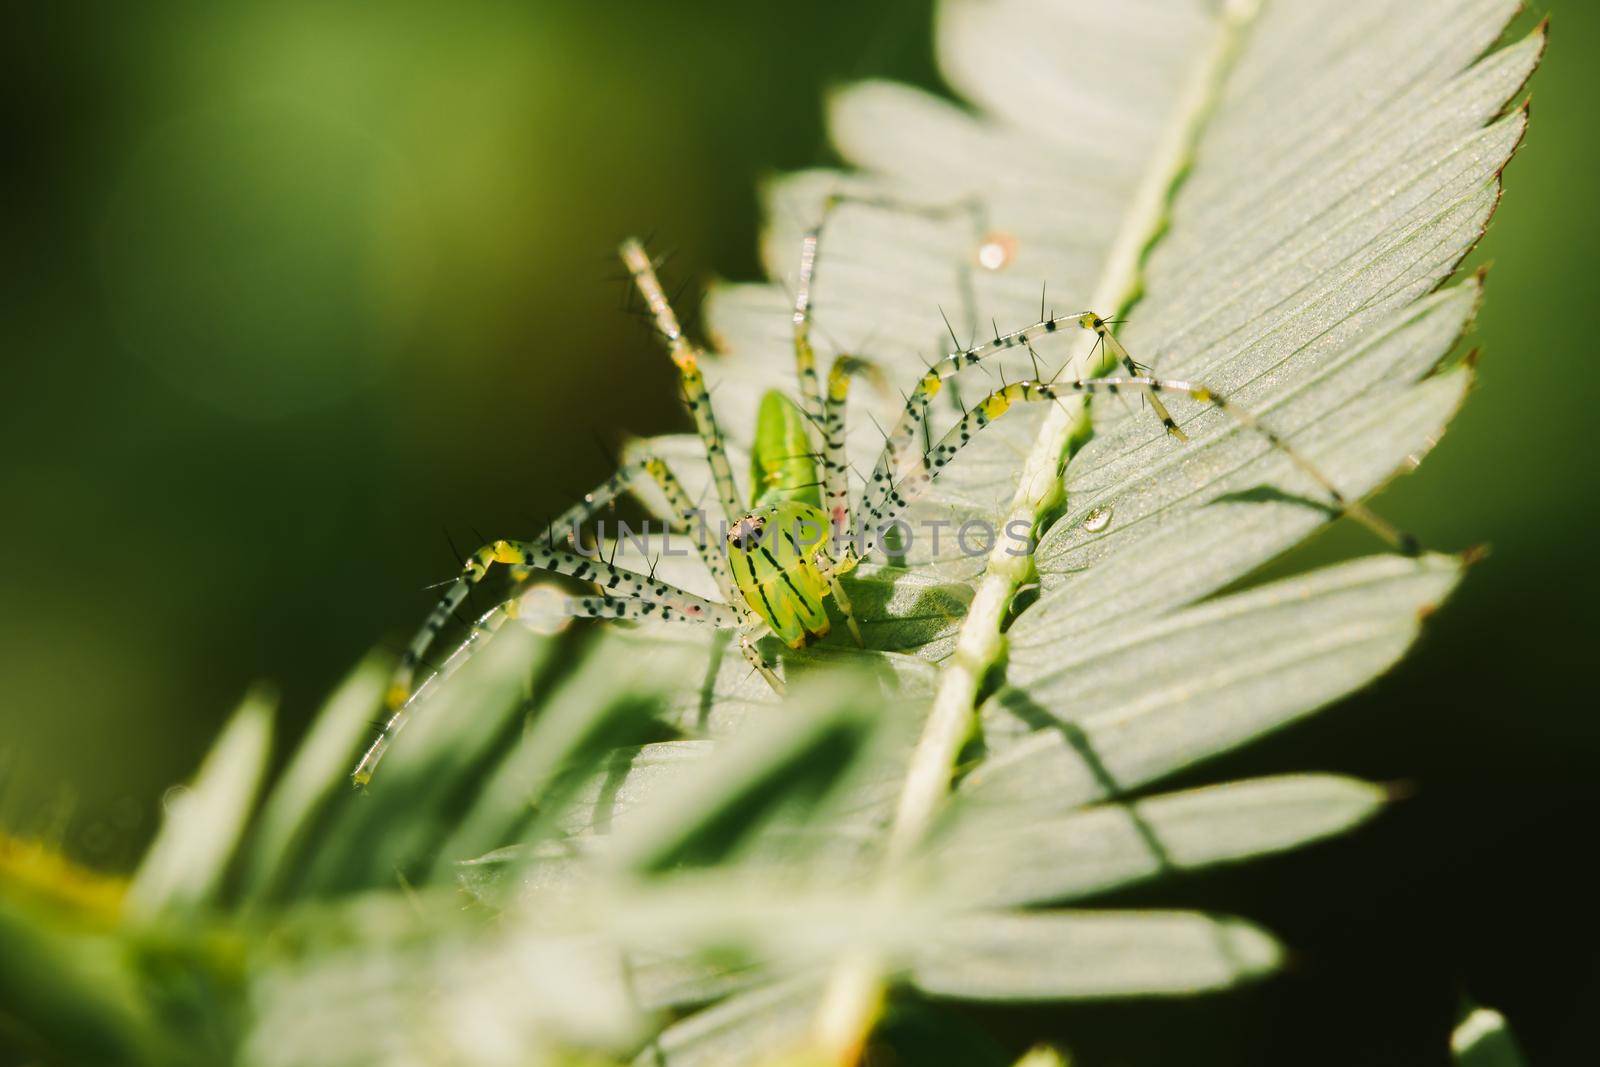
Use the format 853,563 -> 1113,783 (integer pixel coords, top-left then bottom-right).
1206,484 -> 1340,520
985,687 -> 1264,972
988,687 -> 1176,876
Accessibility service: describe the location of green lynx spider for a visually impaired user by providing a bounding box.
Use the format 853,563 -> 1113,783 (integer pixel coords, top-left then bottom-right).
354,196 -> 1416,785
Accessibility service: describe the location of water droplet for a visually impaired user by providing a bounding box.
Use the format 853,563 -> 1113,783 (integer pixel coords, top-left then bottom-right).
1083,506 -> 1113,533
977,231 -> 1017,271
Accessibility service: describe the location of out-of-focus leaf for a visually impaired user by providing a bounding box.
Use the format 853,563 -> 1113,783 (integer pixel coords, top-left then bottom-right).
909,910 -> 1281,1000
296,627 -> 551,895
0,894 -> 160,1066
127,688 -> 273,919
633,974 -> 826,1067
244,898 -> 645,1067
1453,1006 -> 1526,1067
605,674 -> 889,874
241,656 -> 386,904
924,774 -> 1386,907
430,633 -> 694,879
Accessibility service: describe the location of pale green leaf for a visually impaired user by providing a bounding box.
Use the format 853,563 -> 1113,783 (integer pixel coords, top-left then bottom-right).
601,0 -> 1534,1046
633,974 -> 825,1067
127,687 -> 273,919
1453,1007 -> 1526,1067
241,656 -> 386,903
604,674 -> 889,874
430,633 -> 695,878
909,910 -> 1281,1000
245,904 -> 646,1067
974,554 -> 1462,803
923,774 -> 1387,907
1011,1047 -> 1068,1067
69,3 -> 1544,1065
296,626 -> 552,895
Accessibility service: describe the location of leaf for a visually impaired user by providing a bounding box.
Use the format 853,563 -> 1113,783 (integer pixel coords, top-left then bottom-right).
1453,1007 -> 1526,1067
923,773 -> 1387,908
430,632 -> 695,879
244,900 -> 647,1067
908,910 -> 1281,1001
1032,292 -> 1480,616
604,673 -> 894,874
240,656 -> 387,904
973,554 -> 1462,803
706,0 -> 1532,711
602,0 -> 1536,1053
294,626 -> 555,895
126,687 -> 273,920
0,893 -> 162,1066
633,974 -> 826,1067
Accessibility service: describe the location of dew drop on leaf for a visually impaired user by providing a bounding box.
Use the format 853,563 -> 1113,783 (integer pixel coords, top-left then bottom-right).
1083,506 -> 1113,533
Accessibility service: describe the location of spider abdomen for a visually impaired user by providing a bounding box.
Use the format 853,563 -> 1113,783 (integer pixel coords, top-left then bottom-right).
727,500 -> 833,649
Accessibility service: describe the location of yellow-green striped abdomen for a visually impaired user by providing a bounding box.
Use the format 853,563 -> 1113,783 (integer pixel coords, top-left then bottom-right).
727,500 -> 833,648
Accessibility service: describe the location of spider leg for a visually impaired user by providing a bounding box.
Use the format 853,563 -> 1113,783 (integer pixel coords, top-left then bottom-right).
357,586 -> 726,786
387,534 -> 740,714
792,191 -> 988,425
619,238 -> 745,526
854,377 -> 1419,562
826,571 -> 863,647
1092,321 -> 1180,436
737,621 -> 786,693
861,311 -> 1190,521
815,355 -> 884,551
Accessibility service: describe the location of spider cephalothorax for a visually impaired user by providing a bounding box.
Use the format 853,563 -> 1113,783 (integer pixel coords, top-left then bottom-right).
355,195 -> 1415,785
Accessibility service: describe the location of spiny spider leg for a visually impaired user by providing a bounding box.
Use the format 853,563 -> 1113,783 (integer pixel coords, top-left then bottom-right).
389,451 -> 772,708
818,355 -> 881,549
851,377 -> 1419,562
358,600 -> 515,785
1094,323 -> 1179,432
620,239 -> 745,526
388,536 -> 737,704
792,191 -> 989,427
612,245 -> 787,683
538,454 -> 745,615
372,443 -> 784,783
863,312 -> 1187,521
356,588 -> 725,786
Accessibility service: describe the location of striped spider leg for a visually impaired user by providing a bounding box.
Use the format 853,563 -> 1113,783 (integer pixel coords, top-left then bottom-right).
357,453 -> 773,785
859,312 -> 1190,530
360,244 -> 801,784
783,191 -> 1417,561
842,372 -> 1421,566
790,190 -> 989,426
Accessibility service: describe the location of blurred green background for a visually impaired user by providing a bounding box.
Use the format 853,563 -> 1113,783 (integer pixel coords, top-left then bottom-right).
1,2 -> 1595,1062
